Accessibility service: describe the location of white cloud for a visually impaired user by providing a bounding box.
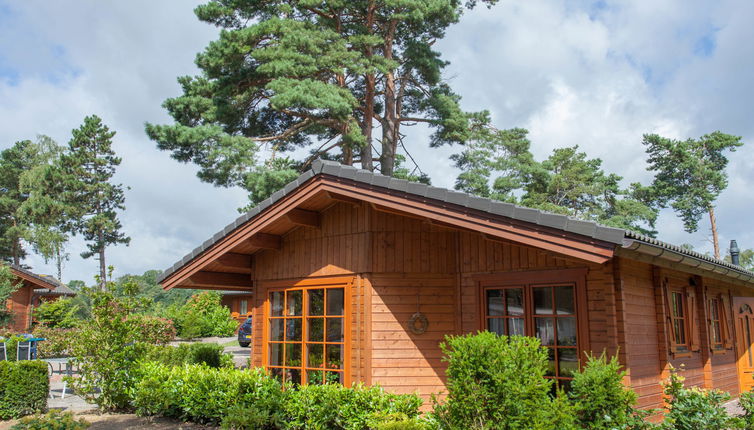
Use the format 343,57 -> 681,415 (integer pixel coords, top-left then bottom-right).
1,0 -> 753,282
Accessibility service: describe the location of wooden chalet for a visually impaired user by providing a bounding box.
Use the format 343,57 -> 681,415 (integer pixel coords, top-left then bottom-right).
221,290 -> 255,322
4,266 -> 63,332
159,160 -> 754,409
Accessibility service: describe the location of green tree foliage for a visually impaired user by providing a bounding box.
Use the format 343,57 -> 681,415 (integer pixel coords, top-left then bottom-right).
726,248 -> 754,271
0,264 -> 22,326
642,132 -> 744,259
18,135 -> 71,280
34,298 -> 81,329
431,331 -> 576,430
453,126 -> 658,235
147,0 -> 497,206
165,291 -> 237,339
0,136 -> 64,266
54,116 -> 130,288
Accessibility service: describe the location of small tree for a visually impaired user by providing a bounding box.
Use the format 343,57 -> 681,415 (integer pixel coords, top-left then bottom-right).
0,264 -> 21,327
34,298 -> 80,329
56,116 -> 130,288
643,132 -> 744,259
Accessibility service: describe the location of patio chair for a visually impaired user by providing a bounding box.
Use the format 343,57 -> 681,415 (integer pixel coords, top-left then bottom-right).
17,341 -> 32,361
0,342 -> 6,361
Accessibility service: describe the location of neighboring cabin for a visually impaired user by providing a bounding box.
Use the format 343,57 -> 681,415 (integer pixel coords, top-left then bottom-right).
4,266 -> 67,332
158,160 -> 754,410
221,290 -> 254,323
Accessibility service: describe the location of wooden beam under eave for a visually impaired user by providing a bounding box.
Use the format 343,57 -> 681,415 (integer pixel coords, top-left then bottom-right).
248,233 -> 281,250
216,252 -> 252,271
325,191 -> 361,206
187,271 -> 253,289
285,208 -> 320,228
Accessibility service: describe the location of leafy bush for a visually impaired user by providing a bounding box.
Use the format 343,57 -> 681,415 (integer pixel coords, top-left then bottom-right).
740,390 -> 754,430
0,360 -> 49,419
168,292 -> 237,338
220,404 -> 286,430
132,363 -> 284,424
145,342 -> 233,369
126,315 -> 176,345
10,410 -> 90,429
661,366 -> 743,430
31,325 -> 78,358
68,291 -> 149,411
430,331 -> 575,430
284,383 -> 424,430
34,298 -> 80,329
570,353 -> 639,429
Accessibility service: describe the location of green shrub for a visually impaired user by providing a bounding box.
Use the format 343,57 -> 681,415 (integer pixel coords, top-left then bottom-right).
0,360 -> 49,419
10,410 -> 90,429
740,390 -> 754,430
132,363 -> 284,425
220,403 -> 286,430
126,315 -> 176,345
569,352 -> 639,429
34,298 -> 80,329
661,366 -> 743,430
145,342 -> 233,369
372,413 -> 431,430
284,383 -> 423,430
31,325 -> 78,358
430,332 -> 575,430
172,292 -> 237,338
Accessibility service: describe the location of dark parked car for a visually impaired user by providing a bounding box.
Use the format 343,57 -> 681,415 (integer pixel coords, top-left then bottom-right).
238,316 -> 252,348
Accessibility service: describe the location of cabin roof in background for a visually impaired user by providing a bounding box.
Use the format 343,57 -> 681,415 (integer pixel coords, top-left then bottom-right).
9,265 -> 63,291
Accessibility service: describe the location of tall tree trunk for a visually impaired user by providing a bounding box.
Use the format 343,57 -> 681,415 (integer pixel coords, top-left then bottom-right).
709,206 -> 720,259
98,232 -> 106,290
380,20 -> 398,176
360,1 -> 375,172
11,219 -> 19,266
55,246 -> 63,281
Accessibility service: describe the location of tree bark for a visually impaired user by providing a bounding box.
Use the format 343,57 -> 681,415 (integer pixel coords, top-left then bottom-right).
709,206 -> 720,260
11,219 -> 19,266
98,232 -> 106,290
380,20 -> 398,176
360,1 -> 376,172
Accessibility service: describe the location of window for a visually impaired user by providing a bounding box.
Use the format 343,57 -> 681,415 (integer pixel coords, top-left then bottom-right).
267,286 -> 346,385
708,298 -> 723,350
484,282 -> 579,388
670,291 -> 689,352
240,299 -> 248,316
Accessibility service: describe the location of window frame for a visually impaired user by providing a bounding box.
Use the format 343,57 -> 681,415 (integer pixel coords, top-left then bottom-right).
475,268 -> 589,386
708,297 -> 724,351
262,277 -> 352,386
668,289 -> 691,353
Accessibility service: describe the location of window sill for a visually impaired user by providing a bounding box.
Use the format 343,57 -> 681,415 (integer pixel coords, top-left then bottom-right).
671,351 -> 692,358
711,348 -> 728,355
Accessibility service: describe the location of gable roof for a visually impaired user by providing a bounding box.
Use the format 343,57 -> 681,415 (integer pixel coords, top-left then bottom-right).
158,159 -> 754,287
34,284 -> 76,297
9,265 -> 63,291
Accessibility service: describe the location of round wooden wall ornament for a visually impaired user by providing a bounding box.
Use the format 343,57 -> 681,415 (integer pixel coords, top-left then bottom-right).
409,312 -> 429,335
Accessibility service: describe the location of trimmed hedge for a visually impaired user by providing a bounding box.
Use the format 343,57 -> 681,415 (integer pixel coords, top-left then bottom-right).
0,360 -> 49,419
144,342 -> 233,369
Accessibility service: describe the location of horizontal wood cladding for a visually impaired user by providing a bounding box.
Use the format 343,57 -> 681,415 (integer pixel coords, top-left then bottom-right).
369,274 -> 455,403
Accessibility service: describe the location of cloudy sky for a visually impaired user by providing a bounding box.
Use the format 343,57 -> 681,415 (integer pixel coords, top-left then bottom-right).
1,0 -> 752,283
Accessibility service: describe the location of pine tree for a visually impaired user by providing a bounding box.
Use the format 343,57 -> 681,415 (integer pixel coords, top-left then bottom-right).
57,115 -> 130,289
453,126 -> 658,235
642,132 -> 744,259
147,0 -> 497,206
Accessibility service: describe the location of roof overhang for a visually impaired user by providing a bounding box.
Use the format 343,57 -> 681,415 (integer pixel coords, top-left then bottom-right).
159,172 -> 617,290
